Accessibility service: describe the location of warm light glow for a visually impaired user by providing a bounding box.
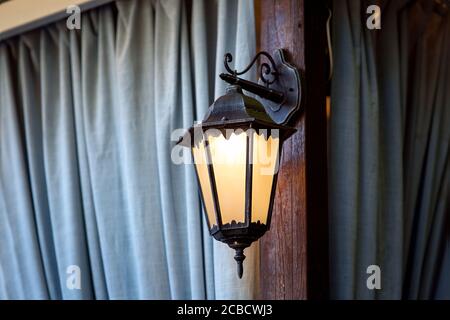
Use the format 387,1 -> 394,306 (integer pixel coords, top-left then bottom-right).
206,130 -> 247,225
251,133 -> 279,224
192,129 -> 280,229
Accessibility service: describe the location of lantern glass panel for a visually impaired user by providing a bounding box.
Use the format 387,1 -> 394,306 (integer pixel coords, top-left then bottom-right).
192,141 -> 217,227
251,131 -> 279,225
206,130 -> 247,225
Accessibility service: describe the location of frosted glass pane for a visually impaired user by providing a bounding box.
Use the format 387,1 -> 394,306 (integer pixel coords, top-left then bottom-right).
192,142 -> 216,228
251,133 -> 279,224
207,131 -> 247,225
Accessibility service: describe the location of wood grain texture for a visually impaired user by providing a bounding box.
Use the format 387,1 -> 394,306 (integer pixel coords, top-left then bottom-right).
257,0 -> 329,299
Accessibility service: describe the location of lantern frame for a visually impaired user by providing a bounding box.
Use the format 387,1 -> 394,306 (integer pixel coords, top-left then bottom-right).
177,49 -> 302,278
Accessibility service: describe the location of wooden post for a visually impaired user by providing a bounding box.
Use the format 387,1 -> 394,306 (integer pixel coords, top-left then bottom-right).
256,0 -> 329,299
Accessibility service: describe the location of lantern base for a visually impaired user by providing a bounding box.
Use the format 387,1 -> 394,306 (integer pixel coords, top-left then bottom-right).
210,222 -> 268,278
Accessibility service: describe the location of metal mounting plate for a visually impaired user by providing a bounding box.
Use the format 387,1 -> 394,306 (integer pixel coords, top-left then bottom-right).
256,49 -> 302,125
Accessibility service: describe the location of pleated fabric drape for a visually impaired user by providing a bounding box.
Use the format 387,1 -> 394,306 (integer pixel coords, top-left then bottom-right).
330,0 -> 449,299
0,0 -> 258,299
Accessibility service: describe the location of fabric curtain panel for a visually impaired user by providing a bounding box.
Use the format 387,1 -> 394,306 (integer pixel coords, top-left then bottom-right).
0,0 -> 258,299
330,0 -> 450,299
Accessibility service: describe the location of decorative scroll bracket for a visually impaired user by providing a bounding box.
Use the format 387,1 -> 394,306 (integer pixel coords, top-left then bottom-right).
220,49 -> 302,125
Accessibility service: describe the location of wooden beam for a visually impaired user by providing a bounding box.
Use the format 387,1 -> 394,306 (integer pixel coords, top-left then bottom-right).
256,0 -> 329,299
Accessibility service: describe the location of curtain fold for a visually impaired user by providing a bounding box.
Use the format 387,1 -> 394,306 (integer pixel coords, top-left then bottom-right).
330,0 -> 450,299
0,0 -> 257,299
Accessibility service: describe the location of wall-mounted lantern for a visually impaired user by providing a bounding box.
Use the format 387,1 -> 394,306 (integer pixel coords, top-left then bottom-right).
178,49 -> 302,278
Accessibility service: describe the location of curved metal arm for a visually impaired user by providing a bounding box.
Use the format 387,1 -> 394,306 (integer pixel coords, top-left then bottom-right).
224,51 -> 279,85
219,73 -> 284,103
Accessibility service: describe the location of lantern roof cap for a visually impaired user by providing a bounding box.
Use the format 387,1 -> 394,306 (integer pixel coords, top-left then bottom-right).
177,85 -> 296,147
202,85 -> 275,125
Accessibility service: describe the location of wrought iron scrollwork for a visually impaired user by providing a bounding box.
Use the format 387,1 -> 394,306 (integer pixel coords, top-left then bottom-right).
219,49 -> 302,125
223,51 -> 279,85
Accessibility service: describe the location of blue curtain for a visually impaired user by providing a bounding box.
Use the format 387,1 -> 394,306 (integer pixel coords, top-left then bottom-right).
330,0 -> 449,299
0,0 -> 258,299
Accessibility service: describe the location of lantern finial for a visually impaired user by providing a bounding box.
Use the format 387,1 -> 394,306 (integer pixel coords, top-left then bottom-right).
234,248 -> 246,279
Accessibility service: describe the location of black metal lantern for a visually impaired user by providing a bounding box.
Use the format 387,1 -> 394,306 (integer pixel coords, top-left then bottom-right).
178,49 -> 302,278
